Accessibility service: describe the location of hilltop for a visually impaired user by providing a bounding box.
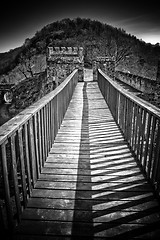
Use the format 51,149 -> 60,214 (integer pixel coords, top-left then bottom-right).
1,17 -> 160,82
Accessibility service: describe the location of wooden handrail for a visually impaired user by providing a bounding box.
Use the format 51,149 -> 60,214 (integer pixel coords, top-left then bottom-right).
0,69 -> 78,232
99,69 -> 160,118
98,69 -> 160,198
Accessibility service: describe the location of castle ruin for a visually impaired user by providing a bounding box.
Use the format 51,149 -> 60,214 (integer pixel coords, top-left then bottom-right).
47,46 -> 84,86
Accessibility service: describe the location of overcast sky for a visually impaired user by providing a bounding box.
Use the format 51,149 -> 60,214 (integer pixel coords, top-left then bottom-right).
0,0 -> 160,53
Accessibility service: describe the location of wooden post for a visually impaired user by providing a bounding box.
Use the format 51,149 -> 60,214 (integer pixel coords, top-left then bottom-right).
1,142 -> 14,229
139,110 -> 147,165
28,118 -> 37,187
37,111 -> 43,170
40,108 -> 46,166
147,116 -> 156,179
24,123 -> 32,196
18,128 -> 27,208
10,134 -> 22,222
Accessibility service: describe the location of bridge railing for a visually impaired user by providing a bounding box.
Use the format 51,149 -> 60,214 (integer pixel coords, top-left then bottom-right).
98,69 -> 160,197
0,69 -> 78,232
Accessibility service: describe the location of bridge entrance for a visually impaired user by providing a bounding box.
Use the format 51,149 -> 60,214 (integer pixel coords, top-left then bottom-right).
46,46 -> 115,84
84,68 -> 93,82
47,46 -> 84,85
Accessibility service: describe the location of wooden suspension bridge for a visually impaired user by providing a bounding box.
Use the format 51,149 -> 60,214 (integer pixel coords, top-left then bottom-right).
0,69 -> 160,239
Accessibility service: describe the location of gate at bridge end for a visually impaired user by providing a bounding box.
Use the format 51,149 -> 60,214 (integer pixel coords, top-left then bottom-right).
47,46 -> 84,86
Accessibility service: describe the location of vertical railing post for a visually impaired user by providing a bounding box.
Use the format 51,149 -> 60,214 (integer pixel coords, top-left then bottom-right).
24,123 -> 32,196
40,108 -> 46,166
37,111 -> 43,170
10,134 -> 22,222
139,110 -> 147,165
143,114 -> 152,172
1,142 -> 14,230
33,113 -> 40,177
152,122 -> 160,184
18,128 -> 27,208
147,116 -> 156,179
28,118 -> 37,187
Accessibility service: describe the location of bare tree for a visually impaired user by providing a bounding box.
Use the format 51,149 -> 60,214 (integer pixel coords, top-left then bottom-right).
18,48 -> 36,79
105,37 -> 132,67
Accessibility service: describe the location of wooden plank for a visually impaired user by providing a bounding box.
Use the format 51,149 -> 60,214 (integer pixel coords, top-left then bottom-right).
43,160 -> 138,170
27,196 -> 158,211
47,153 -> 90,159
22,208 -> 74,222
44,162 -> 83,169
20,206 -> 160,224
34,180 -> 151,192
31,188 -> 153,201
15,220 -> 160,239
39,172 -> 146,183
14,235 -> 72,240
15,220 -> 73,236
39,174 -> 90,182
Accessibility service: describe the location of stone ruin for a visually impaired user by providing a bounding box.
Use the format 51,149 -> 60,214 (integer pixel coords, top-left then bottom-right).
93,56 -> 115,81
47,46 -> 84,85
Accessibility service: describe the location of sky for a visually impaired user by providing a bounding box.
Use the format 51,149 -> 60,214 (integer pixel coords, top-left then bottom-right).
0,0 -> 160,53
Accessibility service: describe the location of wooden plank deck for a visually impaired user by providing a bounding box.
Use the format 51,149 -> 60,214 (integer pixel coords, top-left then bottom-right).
14,81 -> 160,239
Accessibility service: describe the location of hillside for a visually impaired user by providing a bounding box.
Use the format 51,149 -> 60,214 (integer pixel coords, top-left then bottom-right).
0,47 -> 22,75
0,71 -> 56,126
1,18 -> 160,82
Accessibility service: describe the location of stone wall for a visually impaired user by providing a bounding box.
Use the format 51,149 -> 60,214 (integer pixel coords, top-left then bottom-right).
93,57 -> 115,81
9,71 -> 55,114
115,71 -> 157,94
47,46 -> 84,85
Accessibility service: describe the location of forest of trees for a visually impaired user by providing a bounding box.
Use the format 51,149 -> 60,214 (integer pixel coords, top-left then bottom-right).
0,17 -> 160,80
